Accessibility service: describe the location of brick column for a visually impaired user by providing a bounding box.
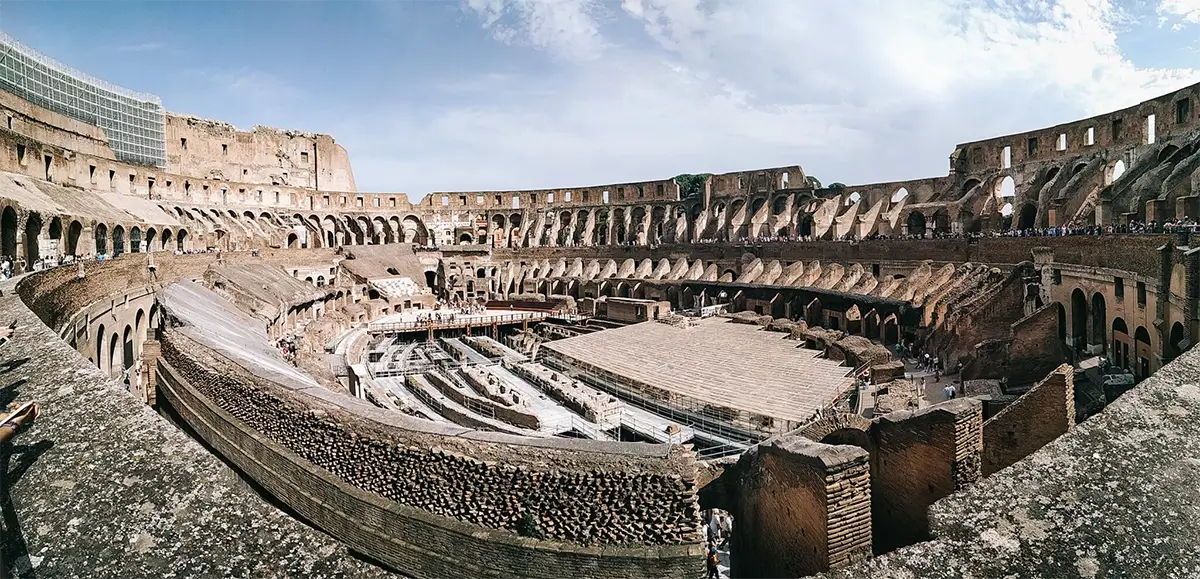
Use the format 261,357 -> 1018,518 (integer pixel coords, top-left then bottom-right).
729,435 -> 871,578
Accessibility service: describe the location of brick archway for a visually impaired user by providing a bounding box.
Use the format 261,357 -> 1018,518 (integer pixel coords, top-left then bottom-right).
800,412 -> 873,444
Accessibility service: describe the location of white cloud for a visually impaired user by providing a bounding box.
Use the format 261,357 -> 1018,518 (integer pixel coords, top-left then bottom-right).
341,0 -> 1200,193
463,0 -> 609,62
1159,0 -> 1200,27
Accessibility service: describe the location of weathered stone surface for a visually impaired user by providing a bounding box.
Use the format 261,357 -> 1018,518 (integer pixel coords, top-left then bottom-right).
0,276 -> 397,578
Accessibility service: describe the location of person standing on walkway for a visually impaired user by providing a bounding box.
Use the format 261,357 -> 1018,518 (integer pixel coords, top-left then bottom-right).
706,542 -> 720,579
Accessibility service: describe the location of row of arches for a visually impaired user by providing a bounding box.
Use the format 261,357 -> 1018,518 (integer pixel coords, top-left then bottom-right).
0,206 -> 189,271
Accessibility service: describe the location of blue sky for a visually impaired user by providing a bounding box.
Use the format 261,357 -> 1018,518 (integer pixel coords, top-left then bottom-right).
0,0 -> 1198,195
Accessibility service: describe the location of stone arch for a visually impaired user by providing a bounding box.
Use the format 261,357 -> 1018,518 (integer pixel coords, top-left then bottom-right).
1159,144 -> 1180,163
161,228 -> 173,251
145,227 -> 156,251
801,412 -> 872,448
1112,317 -> 1130,370
1,206 -> 17,263
891,188 -> 909,203
108,332 -> 120,378
1167,321 -> 1189,362
996,176 -> 1015,200
1134,326 -> 1152,378
95,223 -> 109,255
1017,203 -> 1037,230
1070,289 -> 1088,349
907,211 -> 926,236
1110,160 -> 1127,183
95,323 -> 106,371
961,178 -> 982,197
1090,292 -> 1107,353
176,229 -> 188,251
286,233 -> 299,248
130,226 -> 142,253
22,211 -> 42,266
66,219 -> 82,256
112,225 -> 126,256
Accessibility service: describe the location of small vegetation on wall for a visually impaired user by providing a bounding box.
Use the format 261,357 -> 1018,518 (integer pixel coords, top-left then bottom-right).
674,174 -> 713,200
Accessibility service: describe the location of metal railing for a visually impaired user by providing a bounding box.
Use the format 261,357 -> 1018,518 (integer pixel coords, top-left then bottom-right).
367,311 -> 547,333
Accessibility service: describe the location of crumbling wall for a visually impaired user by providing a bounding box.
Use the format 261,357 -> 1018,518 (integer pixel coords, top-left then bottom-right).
157,329 -> 702,578
729,436 -> 871,578
868,399 -> 982,554
982,364 -> 1075,476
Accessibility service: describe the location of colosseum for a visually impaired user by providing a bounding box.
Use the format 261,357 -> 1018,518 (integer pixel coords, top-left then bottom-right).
0,25 -> 1196,579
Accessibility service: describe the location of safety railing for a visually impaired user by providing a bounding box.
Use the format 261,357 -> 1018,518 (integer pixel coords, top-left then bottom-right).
367,311 -> 547,333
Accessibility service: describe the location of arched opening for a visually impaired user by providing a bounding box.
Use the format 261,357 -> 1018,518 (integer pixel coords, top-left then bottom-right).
286,233 -> 298,248
112,225 -> 126,256
23,212 -> 42,266
1018,204 -> 1037,230
961,178 -> 982,196
1000,202 -> 1014,230
130,227 -> 142,253
1112,317 -> 1130,370
906,212 -> 926,237
459,233 -> 473,245
1,207 -> 17,263
798,214 -> 814,238
1071,289 -> 1088,349
176,230 -> 188,251
66,220 -> 82,256
1056,302 -> 1067,342
931,210 -> 950,234
997,176 -> 1015,199
1159,145 -> 1180,163
891,188 -> 909,203
1111,160 -> 1126,183
108,332 -> 120,378
1090,293 -> 1106,353
424,270 -> 437,289
1134,326 -> 1152,378
1167,321 -> 1189,362
161,228 -> 173,252
821,428 -> 870,449
844,191 -> 861,206
145,227 -> 156,252
95,324 -> 106,371
95,223 -> 109,255
122,324 -> 135,376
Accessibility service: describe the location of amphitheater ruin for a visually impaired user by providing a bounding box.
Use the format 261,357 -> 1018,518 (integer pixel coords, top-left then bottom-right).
1,29 -> 1199,578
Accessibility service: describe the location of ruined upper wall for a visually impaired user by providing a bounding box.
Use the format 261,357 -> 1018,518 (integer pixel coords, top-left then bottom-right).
953,83 -> 1200,176
165,114 -> 356,192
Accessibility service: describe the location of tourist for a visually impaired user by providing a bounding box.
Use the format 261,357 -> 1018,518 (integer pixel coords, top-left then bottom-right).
943,384 -> 955,400
706,542 -> 720,579
719,514 -> 732,549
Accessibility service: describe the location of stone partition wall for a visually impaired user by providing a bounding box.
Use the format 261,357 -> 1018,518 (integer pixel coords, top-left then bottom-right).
729,436 -> 872,578
982,365 -> 1075,476
868,399 -> 982,554
157,328 -> 703,578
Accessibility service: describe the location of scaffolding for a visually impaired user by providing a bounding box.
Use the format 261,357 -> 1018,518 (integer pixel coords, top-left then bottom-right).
0,32 -> 166,167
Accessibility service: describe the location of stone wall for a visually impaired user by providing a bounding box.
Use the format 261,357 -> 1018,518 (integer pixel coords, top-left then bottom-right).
868,399 -> 982,554
157,327 -> 703,578
729,436 -> 872,578
982,364 -> 1075,476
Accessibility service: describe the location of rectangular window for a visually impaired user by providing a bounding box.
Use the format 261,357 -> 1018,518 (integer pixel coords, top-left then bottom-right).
180,137 -> 187,150
15,143 -> 25,165
374,197 -> 381,208
1177,98 -> 1190,124
243,169 -> 248,177
323,195 -> 330,207
340,196 -> 347,206
1027,137 -> 1038,156
638,186 -> 645,199
184,181 -> 191,197
476,194 -> 484,205
495,194 -> 502,205
459,195 -> 467,206
1056,133 -> 1066,151
656,183 -> 664,195
300,151 -> 309,164
1052,269 -> 1062,285
1114,277 -> 1124,300
1086,126 -> 1095,146
872,264 -> 880,277
565,191 -> 572,202
1137,281 -> 1147,307
356,197 -> 364,208
89,164 -> 96,182
390,198 -> 396,208
1147,114 -> 1156,144
583,191 -> 590,202
1112,118 -> 1123,141
548,192 -> 555,203
276,191 -> 282,204
222,143 -> 228,156
441,195 -> 449,206
603,190 -> 609,204
1001,146 -> 1011,168
512,195 -> 520,209
617,187 -> 625,200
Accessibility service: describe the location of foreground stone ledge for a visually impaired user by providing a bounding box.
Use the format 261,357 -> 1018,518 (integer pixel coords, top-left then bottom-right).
0,277 -> 395,578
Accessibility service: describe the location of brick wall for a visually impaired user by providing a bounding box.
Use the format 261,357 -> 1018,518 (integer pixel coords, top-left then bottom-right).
983,365 -> 1075,476
728,436 -> 871,578
868,399 -> 982,554
157,331 -> 703,578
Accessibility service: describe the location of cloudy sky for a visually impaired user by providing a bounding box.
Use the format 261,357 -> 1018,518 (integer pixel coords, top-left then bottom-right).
1,0 -> 1198,194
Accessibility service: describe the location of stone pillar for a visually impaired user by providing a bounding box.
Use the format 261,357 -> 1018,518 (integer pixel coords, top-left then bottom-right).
869,398 -> 982,553
729,435 -> 872,578
139,340 -> 161,407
